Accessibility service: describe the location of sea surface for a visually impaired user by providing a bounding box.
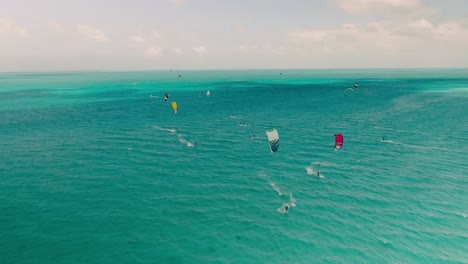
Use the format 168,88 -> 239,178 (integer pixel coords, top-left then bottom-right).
0,69 -> 467,263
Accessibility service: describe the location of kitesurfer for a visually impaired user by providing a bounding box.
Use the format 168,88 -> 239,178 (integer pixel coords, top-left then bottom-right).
164,92 -> 169,101
317,171 -> 320,177
285,205 -> 289,213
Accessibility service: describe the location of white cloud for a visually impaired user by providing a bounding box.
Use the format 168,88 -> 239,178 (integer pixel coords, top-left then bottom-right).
129,35 -> 147,44
289,30 -> 327,42
239,45 -> 249,54
432,22 -> 468,40
0,17 -> 28,37
129,30 -> 165,57
77,24 -> 109,42
49,21 -> 64,32
336,0 -> 433,16
150,31 -> 161,39
238,44 -> 284,55
169,0 -> 185,6
408,18 -> 433,31
128,31 -> 160,45
145,46 -> 163,57
170,47 -> 183,55
286,18 -> 468,56
233,24 -> 250,34
192,46 -> 207,56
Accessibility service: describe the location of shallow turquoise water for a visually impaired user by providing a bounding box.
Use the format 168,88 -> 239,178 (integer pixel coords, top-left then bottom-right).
1,69 -> 467,263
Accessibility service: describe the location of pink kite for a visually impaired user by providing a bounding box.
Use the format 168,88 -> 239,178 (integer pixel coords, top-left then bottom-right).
335,134 -> 344,151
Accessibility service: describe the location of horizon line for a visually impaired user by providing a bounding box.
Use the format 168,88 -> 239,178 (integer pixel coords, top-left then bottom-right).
1,67 -> 467,74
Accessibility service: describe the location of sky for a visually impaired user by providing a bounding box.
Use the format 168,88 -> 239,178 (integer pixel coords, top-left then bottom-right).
1,0 -> 468,71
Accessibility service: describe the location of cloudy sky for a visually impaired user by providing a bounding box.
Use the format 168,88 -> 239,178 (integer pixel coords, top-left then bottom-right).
1,0 -> 468,71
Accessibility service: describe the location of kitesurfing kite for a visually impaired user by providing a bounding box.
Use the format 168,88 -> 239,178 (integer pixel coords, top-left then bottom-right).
172,101 -> 178,114
335,134 -> 343,151
164,92 -> 170,101
266,129 -> 279,152
354,82 -> 359,89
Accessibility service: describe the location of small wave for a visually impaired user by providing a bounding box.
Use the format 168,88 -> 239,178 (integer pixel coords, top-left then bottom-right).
455,212 -> 467,218
229,115 -> 237,119
380,139 -> 440,150
149,95 -> 159,98
251,135 -> 265,140
373,125 -> 392,131
374,125 -> 421,134
257,171 -> 267,179
306,161 -> 325,177
269,182 -> 283,196
277,193 -> 297,214
305,166 -> 324,178
312,161 -> 334,166
177,134 -> 196,147
153,126 -> 178,133
376,237 -> 392,247
289,193 -> 296,205
277,206 -> 287,214
277,204 -> 289,214
177,134 -> 187,144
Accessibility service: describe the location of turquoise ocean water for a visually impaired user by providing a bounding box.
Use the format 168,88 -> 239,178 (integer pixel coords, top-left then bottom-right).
1,69 -> 467,263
